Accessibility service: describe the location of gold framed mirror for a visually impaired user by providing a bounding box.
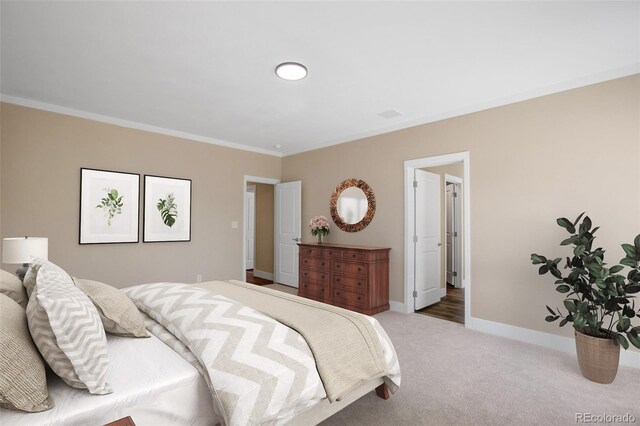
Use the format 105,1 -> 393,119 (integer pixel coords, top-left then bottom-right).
330,178 -> 376,232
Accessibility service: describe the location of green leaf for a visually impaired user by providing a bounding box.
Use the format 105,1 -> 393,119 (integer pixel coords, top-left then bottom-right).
572,212 -> 585,227
616,334 -> 629,350
559,318 -> 569,327
635,234 -> 640,251
556,285 -> 571,293
560,237 -> 575,246
622,244 -> 638,259
531,254 -> 546,265
557,217 -> 576,234
573,245 -> 586,257
538,265 -> 550,275
617,317 -> 631,332
564,300 -> 577,313
628,333 -> 640,349
609,265 -> 624,274
626,284 -> 640,294
545,315 -> 558,322
546,306 -> 556,316
620,257 -> 637,268
582,216 -> 592,231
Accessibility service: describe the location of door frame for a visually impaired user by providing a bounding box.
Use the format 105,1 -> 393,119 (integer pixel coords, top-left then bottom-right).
242,175 -> 280,281
444,174 -> 463,288
404,152 -> 471,325
245,185 -> 256,271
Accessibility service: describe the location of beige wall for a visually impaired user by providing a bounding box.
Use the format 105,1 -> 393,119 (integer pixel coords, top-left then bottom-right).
0,103 -> 281,287
250,182 -> 274,274
421,163 -> 464,289
283,75 -> 640,343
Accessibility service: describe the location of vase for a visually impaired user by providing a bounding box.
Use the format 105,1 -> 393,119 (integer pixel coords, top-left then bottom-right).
317,234 -> 324,244
575,330 -> 620,384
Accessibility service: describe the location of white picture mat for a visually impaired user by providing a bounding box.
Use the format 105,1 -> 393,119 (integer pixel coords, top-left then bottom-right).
144,176 -> 191,242
80,169 -> 139,244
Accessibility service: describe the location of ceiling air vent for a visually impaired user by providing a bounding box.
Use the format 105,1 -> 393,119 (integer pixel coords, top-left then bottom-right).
377,109 -> 403,119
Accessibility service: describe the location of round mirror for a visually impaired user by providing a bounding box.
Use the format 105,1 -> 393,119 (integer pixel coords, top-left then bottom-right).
330,178 -> 376,232
337,187 -> 368,224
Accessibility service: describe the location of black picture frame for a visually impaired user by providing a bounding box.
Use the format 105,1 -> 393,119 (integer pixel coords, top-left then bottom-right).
79,168 -> 140,245
143,174 -> 192,243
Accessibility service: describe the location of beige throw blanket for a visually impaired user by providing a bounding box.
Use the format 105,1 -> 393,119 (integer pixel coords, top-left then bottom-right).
197,280 -> 389,402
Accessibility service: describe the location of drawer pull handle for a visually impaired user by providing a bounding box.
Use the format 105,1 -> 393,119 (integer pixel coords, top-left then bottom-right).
357,297 -> 361,301
321,275 -> 325,279
321,262 -> 325,266
336,264 -> 340,268
320,288 -> 324,292
336,291 -> 340,295
352,254 -> 356,258
336,278 -> 341,282
358,282 -> 361,286
358,267 -> 362,272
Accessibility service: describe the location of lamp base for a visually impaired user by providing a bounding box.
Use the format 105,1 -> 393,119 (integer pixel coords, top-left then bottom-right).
16,263 -> 29,282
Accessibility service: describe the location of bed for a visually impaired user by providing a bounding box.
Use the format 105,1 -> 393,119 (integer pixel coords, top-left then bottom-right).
0,280 -> 400,426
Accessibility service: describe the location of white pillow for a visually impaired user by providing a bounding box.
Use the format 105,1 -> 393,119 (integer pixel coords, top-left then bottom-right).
27,261 -> 112,394
0,269 -> 27,308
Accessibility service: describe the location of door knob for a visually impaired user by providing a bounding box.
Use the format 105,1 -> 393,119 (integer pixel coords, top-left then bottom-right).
292,237 -> 301,242
437,243 -> 442,247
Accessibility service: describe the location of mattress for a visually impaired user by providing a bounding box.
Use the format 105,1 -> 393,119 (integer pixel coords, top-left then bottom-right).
0,334 -> 218,426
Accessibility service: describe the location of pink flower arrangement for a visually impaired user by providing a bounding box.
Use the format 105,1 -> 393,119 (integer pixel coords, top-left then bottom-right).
309,215 -> 330,237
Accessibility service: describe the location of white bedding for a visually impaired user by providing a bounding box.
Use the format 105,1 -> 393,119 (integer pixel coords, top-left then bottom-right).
0,334 -> 217,426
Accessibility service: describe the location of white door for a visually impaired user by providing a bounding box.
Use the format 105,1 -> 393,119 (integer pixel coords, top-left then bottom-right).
414,169 -> 442,310
275,181 -> 301,287
245,190 -> 256,270
446,183 -> 455,285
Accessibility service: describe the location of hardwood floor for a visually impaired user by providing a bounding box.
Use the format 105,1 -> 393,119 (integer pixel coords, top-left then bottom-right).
415,284 -> 465,324
245,270 -> 274,285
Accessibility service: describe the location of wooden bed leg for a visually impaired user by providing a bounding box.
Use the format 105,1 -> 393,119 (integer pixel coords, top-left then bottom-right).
375,383 -> 389,400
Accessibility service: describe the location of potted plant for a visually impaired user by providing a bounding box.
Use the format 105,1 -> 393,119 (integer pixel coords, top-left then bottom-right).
531,213 -> 640,383
309,216 -> 330,244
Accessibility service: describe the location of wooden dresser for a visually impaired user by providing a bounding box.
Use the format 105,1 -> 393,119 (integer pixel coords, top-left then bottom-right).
297,243 -> 390,315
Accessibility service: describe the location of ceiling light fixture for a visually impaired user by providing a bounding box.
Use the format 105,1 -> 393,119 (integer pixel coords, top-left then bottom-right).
276,62 -> 307,81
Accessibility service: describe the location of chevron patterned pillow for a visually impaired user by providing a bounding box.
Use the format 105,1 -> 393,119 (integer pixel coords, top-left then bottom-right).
22,258 -> 46,299
26,261 -> 112,395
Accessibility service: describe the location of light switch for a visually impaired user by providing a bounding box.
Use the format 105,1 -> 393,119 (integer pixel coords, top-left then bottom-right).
231,221 -> 238,229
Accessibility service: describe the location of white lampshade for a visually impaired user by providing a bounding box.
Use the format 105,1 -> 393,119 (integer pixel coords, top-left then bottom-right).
2,237 -> 48,264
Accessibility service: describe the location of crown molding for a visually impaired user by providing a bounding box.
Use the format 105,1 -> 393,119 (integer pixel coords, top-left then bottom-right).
0,95 -> 283,158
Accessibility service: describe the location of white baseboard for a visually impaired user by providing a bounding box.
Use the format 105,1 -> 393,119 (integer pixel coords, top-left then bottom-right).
467,316 -> 640,369
253,269 -> 274,281
389,301 -> 406,313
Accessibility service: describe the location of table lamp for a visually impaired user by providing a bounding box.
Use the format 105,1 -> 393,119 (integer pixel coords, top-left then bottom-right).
2,237 -> 48,281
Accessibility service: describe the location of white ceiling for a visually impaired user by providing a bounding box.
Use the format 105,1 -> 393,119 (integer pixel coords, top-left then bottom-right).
1,1 -> 638,157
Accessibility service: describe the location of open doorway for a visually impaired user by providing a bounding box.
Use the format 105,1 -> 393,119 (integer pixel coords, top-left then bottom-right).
404,152 -> 471,326
242,176 -> 302,291
245,182 -> 275,285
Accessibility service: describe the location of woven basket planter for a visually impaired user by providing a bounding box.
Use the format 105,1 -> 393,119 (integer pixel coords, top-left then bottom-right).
575,330 -> 620,384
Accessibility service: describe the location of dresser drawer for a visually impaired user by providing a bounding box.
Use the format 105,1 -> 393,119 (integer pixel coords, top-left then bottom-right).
300,268 -> 329,284
333,274 -> 367,294
342,251 -> 367,262
300,256 -> 330,270
324,248 -> 343,258
333,287 -> 367,309
300,246 -> 324,258
333,261 -> 367,277
299,281 -> 327,300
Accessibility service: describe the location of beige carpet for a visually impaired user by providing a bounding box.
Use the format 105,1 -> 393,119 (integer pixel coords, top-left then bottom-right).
318,311 -> 640,426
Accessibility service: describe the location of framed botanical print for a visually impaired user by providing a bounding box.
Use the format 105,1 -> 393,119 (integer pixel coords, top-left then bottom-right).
143,175 -> 192,243
79,168 -> 140,244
